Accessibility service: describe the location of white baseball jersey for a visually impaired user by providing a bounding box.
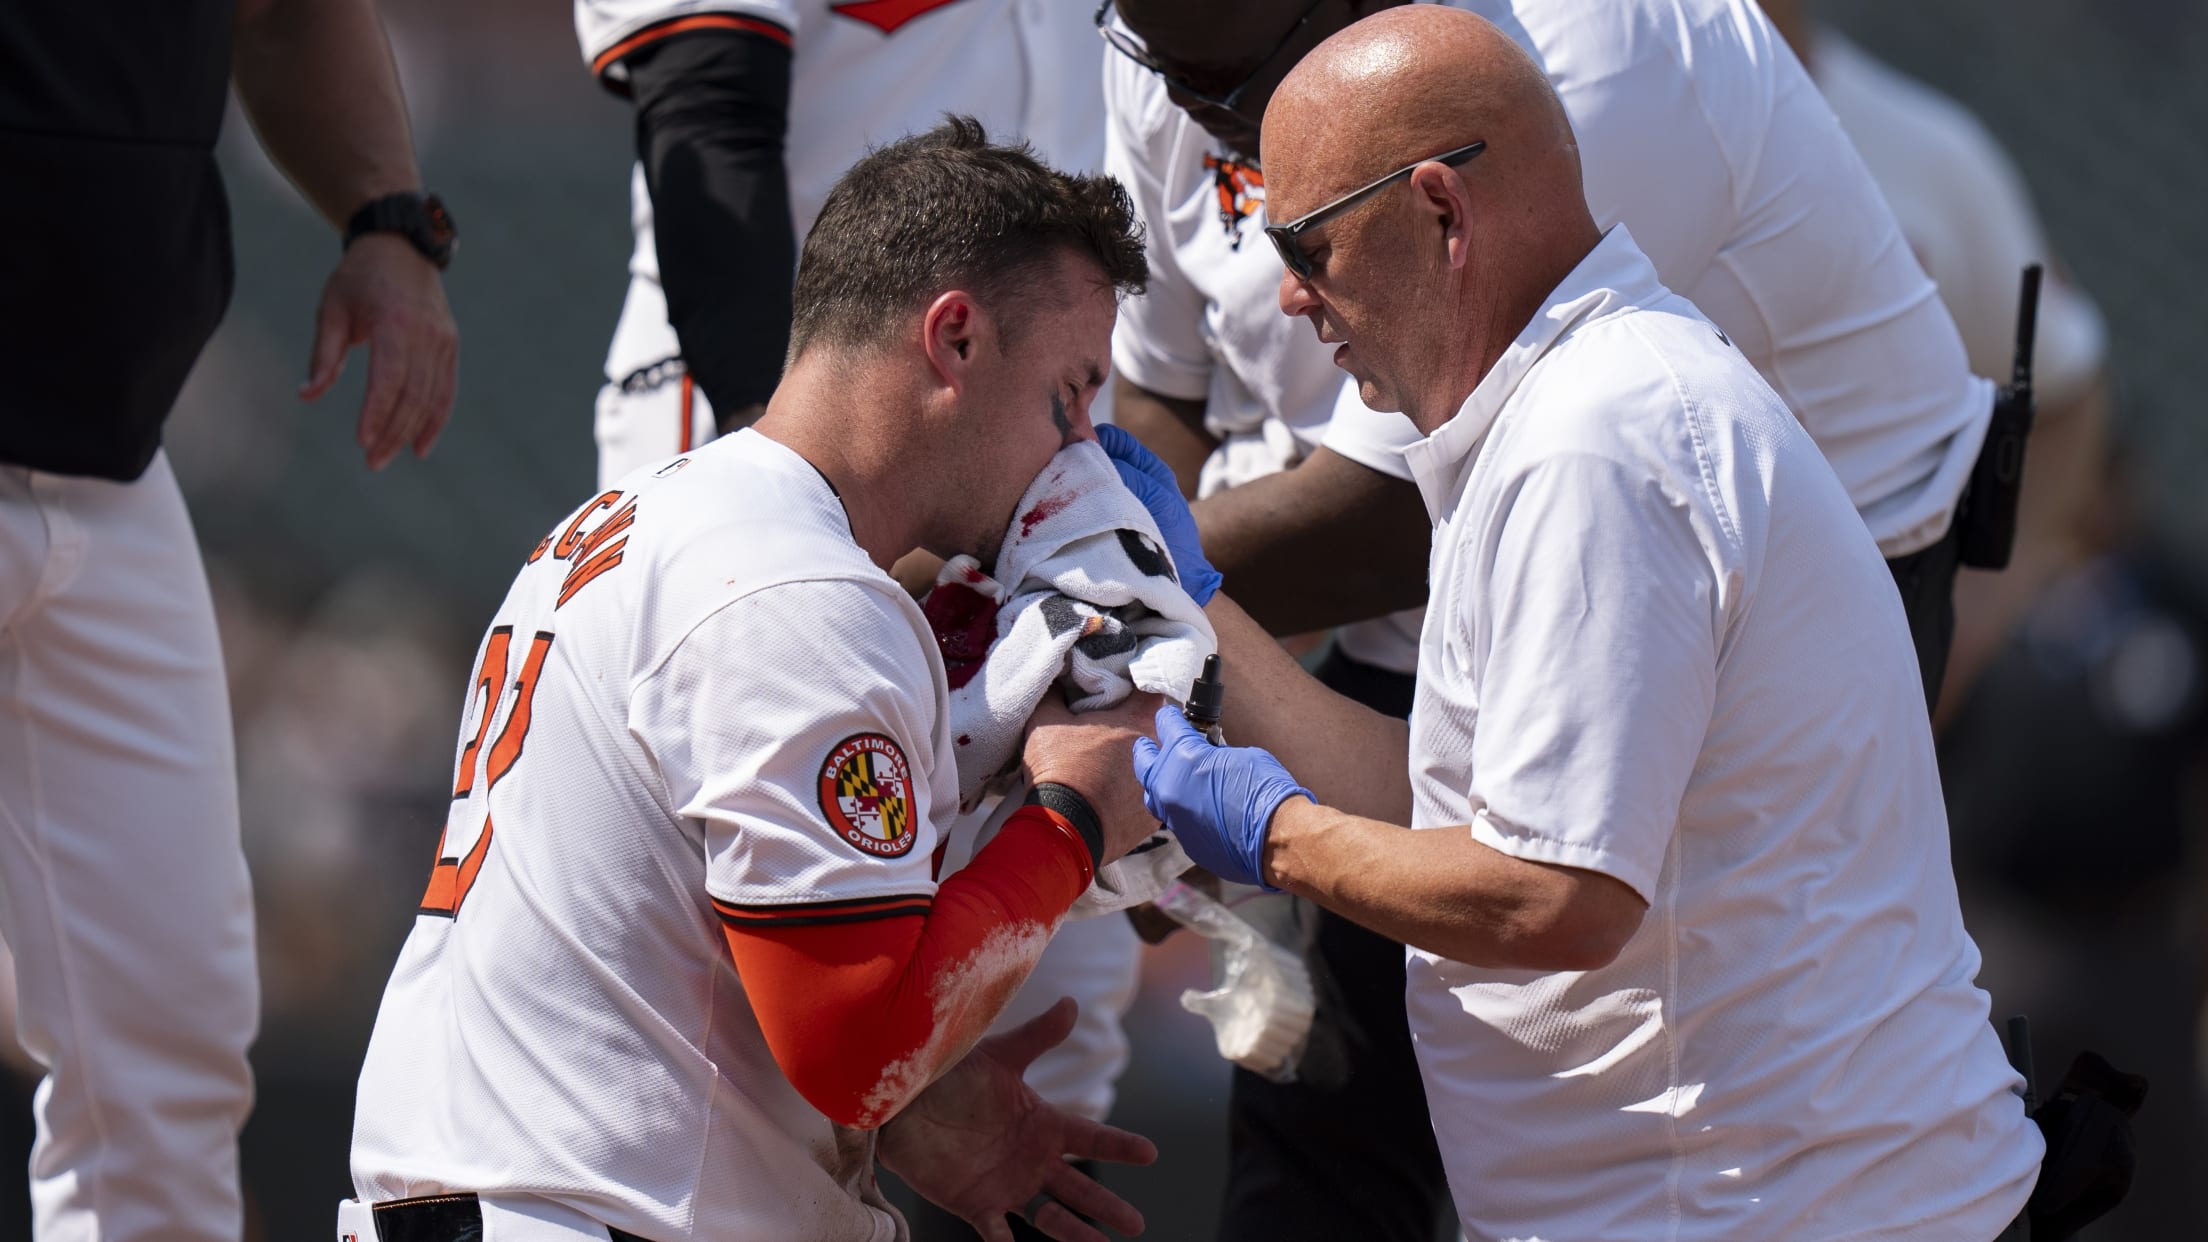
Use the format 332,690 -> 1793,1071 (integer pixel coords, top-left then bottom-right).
577,0 -> 1107,405
1812,31 -> 2106,408
574,3 -> 1141,1127
1401,225 -> 2038,1239
350,429 -> 960,1241
1107,0 -> 1992,675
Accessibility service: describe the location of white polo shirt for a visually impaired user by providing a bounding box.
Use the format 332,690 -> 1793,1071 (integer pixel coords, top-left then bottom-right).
1323,0 -> 1992,562
1401,227 -> 2039,1240
1813,32 -> 2106,409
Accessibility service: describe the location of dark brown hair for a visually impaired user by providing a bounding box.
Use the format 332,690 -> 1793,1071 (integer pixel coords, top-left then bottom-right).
788,116 -> 1148,361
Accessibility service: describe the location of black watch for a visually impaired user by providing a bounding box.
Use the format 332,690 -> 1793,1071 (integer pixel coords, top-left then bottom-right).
344,191 -> 458,270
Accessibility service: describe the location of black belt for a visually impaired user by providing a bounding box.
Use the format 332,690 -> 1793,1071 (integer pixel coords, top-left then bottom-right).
367,1193 -> 652,1242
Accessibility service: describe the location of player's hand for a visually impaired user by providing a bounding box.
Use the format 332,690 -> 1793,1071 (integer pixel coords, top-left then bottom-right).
1096,424 -> 1221,605
300,233 -> 459,470
878,998 -> 1156,1242
1023,692 -> 1163,863
1132,704 -> 1311,889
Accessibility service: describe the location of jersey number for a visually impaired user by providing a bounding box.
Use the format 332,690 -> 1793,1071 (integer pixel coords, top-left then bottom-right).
422,628 -> 554,917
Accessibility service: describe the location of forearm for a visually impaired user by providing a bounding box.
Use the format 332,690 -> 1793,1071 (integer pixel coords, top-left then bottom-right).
1110,377 -> 1216,498
231,0 -> 420,228
1262,798 -> 1641,971
1205,593 -> 1412,824
1195,448 -> 1431,634
720,806 -> 1092,1128
629,29 -> 796,419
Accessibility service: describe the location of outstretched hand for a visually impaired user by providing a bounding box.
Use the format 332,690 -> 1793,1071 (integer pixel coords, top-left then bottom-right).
879,998 -> 1158,1242
300,233 -> 459,470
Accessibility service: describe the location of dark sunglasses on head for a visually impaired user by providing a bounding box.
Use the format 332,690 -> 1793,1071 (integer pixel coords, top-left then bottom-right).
1092,0 -> 1328,123
1265,141 -> 1487,280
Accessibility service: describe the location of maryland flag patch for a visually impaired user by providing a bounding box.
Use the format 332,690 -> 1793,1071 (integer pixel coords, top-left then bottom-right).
818,733 -> 917,858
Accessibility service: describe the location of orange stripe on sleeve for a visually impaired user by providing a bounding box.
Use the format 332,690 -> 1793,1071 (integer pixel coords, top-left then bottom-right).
592,13 -> 794,79
679,374 -> 696,453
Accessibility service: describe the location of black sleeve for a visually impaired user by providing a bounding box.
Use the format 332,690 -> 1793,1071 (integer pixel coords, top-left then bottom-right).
621,26 -> 795,426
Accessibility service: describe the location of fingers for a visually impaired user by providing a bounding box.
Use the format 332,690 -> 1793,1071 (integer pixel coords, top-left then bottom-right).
315,238 -> 459,469
1043,1160 -> 1148,1237
356,330 -> 407,471
300,290 -> 351,401
1153,703 -> 1199,748
1029,1199 -> 1114,1242
975,1216 -> 1018,1242
981,996 -> 1078,1073
1096,425 -> 1176,492
412,324 -> 458,459
1131,736 -> 1159,785
1058,1114 -> 1161,1167
1025,692 -> 1081,734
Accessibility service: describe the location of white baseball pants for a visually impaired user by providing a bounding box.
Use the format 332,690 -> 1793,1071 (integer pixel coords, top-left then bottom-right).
594,371 -> 716,490
0,453 -> 258,1242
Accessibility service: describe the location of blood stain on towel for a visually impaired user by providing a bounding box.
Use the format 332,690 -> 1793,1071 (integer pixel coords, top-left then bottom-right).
924,580 -> 1000,690
1019,493 -> 1073,538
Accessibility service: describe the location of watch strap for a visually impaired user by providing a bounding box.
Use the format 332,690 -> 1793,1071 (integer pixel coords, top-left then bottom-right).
344,192 -> 457,269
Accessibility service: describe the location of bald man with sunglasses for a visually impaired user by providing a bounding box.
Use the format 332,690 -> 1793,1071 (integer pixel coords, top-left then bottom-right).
1116,8 -> 2040,1239
1097,0 -> 1996,1237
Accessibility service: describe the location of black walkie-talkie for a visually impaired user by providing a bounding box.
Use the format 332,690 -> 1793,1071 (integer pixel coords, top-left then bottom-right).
1958,264 -> 2043,570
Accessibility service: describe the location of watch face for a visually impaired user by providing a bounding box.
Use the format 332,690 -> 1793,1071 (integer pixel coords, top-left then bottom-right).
423,195 -> 457,247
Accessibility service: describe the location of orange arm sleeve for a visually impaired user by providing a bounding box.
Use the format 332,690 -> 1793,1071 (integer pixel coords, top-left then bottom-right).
718,805 -> 1095,1129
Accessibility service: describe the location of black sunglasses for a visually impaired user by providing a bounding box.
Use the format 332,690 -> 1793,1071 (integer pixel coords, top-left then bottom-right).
1265,141 -> 1487,280
1093,0 -> 1328,124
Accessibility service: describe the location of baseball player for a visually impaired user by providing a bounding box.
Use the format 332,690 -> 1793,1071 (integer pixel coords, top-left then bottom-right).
1099,0 -> 1994,1236
568,25 -> 1145,1229
0,0 -> 456,1238
342,120 -> 1162,1242
574,0 -> 1109,483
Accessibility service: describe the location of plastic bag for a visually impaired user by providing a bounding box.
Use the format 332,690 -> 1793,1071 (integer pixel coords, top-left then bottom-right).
1153,882 -> 1316,1082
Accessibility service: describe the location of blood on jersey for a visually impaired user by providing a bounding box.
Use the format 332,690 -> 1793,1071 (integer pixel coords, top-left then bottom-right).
818,733 -> 918,858
1202,155 -> 1265,250
526,489 -> 638,607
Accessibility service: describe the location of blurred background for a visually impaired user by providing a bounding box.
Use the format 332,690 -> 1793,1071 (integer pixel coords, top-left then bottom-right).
2,0 -> 2204,1237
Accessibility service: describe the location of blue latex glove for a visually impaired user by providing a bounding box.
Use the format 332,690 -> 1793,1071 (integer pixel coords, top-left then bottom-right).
1095,423 -> 1222,606
1132,704 -> 1311,889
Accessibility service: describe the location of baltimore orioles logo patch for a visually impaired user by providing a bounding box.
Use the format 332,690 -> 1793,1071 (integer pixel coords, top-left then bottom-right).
1203,154 -> 1266,250
819,733 -> 916,858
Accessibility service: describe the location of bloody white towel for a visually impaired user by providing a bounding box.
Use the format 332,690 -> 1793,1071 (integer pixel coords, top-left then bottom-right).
925,440 -> 1213,912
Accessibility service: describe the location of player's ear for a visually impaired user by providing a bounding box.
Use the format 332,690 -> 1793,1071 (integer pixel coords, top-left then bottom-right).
921,290 -> 984,388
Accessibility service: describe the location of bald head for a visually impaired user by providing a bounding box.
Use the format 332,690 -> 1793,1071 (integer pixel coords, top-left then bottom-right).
1262,5 -> 1579,221
1260,6 -> 1601,430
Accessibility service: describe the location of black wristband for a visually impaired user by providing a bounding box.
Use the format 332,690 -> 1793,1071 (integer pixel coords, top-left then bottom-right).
343,192 -> 457,269
1025,783 -> 1105,872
